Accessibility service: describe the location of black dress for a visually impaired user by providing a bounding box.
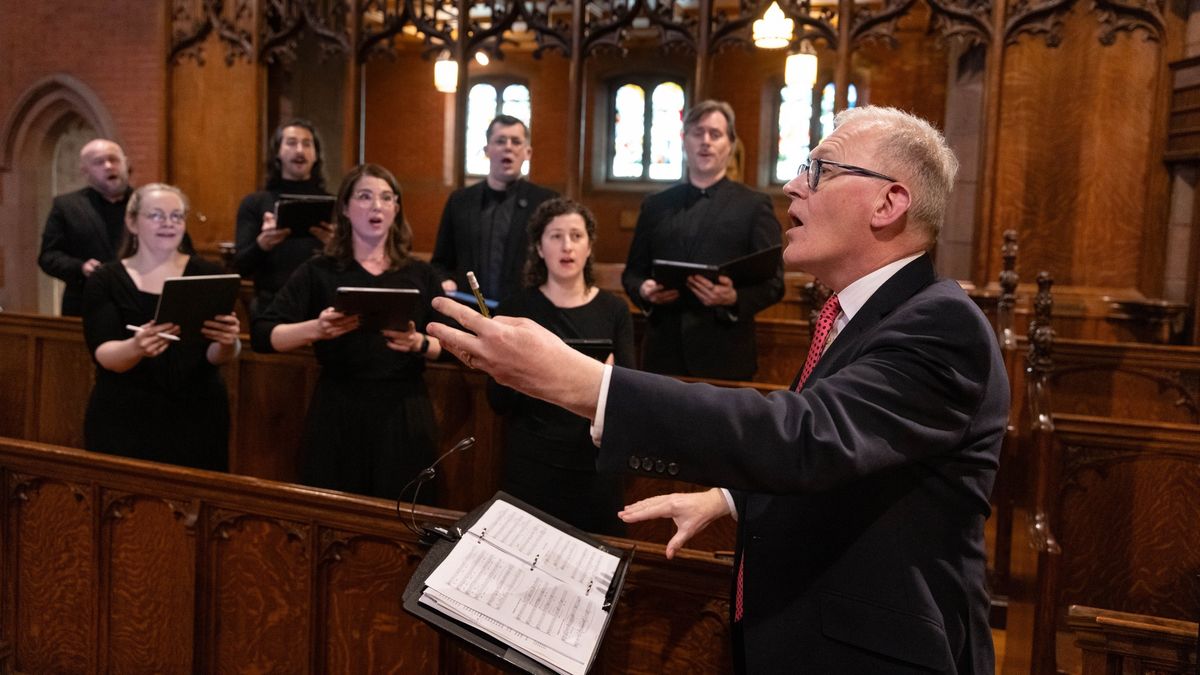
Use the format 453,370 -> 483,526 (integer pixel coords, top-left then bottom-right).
82,257 -> 230,471
487,288 -> 636,535
251,255 -> 441,501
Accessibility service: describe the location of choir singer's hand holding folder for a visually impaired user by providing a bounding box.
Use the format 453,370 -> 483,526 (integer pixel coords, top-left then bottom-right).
411,496 -> 630,675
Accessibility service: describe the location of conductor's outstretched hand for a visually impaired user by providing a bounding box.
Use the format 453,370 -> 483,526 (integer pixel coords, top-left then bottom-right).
428,296 -> 605,420
619,488 -> 732,559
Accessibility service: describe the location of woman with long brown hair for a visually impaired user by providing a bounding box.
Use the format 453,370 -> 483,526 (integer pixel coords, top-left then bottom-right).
252,163 -> 444,500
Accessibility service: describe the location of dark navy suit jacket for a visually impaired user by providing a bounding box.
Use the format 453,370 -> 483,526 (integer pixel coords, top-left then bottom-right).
601,255 -> 1007,673
430,179 -> 557,304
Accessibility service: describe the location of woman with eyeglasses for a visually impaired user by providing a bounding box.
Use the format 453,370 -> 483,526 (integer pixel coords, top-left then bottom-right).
252,164 -> 444,501
486,198 -> 635,535
81,183 -> 241,471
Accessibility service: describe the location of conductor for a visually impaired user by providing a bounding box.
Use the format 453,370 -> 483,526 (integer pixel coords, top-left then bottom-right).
428,106 -> 1008,674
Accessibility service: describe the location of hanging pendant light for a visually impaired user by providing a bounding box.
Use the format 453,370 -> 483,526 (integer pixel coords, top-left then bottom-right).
785,42 -> 818,89
753,1 -> 794,49
434,51 -> 458,93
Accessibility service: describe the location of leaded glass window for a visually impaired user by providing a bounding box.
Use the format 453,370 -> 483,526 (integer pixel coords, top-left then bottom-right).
609,78 -> 685,181
466,80 -> 531,177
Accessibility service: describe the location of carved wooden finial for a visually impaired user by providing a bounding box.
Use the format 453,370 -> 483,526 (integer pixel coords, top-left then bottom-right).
1027,271 -> 1055,376
998,230 -> 1018,314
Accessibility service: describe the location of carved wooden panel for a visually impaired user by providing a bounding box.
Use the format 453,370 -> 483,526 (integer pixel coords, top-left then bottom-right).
11,476 -> 94,672
319,532 -> 437,672
104,493 -> 198,672
33,335 -> 93,448
209,512 -> 311,671
1057,440 -> 1200,620
169,36 -> 260,255
987,12 -> 1165,294
1,438 -> 733,672
603,559 -> 732,673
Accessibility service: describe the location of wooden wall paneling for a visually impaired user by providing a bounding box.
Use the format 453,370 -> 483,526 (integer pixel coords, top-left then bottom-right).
207,511 -> 312,671
987,8 -> 1165,296
31,333 -> 92,449
426,365 -> 504,511
10,475 -> 95,672
231,351 -> 316,481
1048,339 -> 1200,423
0,332 -> 30,439
102,491 -> 198,672
168,23 -> 262,255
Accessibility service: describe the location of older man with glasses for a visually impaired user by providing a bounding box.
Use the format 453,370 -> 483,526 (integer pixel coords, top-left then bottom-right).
429,106 -> 1008,674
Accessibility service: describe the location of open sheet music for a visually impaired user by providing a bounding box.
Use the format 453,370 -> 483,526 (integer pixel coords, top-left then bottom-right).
417,498 -> 623,675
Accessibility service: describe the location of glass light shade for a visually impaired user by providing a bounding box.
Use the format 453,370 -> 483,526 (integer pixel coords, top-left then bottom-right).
753,2 -> 793,49
475,51 -> 490,66
434,56 -> 458,93
785,49 -> 818,89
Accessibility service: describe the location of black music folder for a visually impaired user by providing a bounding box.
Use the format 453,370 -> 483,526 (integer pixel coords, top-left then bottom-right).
651,243 -> 783,291
403,492 -> 633,675
333,287 -> 420,332
564,338 -> 614,362
152,274 -> 242,342
274,193 -> 335,237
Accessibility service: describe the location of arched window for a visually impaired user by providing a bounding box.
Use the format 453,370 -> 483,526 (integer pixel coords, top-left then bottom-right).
465,79 -> 531,176
772,81 -> 859,183
609,78 -> 685,182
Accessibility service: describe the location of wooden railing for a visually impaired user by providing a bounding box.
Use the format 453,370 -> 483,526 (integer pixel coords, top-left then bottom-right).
1068,605 -> 1198,675
0,437 -> 732,673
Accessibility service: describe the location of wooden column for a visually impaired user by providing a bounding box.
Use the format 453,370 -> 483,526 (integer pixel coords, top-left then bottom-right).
566,0 -> 586,198
834,0 -> 852,112
694,0 -> 713,101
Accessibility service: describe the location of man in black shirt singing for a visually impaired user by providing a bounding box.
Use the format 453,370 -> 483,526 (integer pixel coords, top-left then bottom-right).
431,115 -> 557,303
622,100 -> 784,381
38,139 -> 134,317
233,119 -> 333,317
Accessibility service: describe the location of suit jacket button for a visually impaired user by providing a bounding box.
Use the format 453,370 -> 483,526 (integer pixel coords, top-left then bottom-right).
628,456 -> 640,470
654,459 -> 666,473
641,456 -> 653,471
667,462 -> 679,476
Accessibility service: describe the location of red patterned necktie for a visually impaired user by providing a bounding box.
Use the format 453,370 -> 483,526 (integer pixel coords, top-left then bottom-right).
735,293 -> 841,622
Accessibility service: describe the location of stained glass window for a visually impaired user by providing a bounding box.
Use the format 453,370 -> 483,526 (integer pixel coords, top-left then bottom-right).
466,80 -> 532,177
609,78 -> 685,181
773,82 -> 859,183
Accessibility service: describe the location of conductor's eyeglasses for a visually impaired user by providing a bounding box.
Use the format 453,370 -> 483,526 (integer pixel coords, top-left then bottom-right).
797,158 -> 897,192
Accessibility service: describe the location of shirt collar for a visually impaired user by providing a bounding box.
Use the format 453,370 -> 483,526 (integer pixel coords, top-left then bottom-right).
834,252 -> 923,329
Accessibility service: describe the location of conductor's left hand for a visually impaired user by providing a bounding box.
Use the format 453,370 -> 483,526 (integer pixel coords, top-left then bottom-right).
619,488 -> 731,559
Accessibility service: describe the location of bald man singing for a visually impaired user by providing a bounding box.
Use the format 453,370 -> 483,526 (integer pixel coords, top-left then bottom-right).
38,139 -> 134,316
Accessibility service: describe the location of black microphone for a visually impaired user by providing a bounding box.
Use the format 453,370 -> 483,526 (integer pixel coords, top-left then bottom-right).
396,436 -> 476,544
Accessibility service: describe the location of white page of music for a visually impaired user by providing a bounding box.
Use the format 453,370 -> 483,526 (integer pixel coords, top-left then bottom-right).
420,499 -> 620,675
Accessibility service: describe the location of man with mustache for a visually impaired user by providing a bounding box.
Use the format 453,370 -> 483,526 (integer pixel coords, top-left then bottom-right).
233,119 -> 333,318
622,99 -> 784,381
431,115 -> 557,304
38,138 -> 134,317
